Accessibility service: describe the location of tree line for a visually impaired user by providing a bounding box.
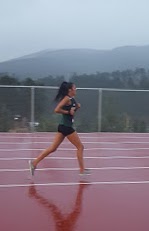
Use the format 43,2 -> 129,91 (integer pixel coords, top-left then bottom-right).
1,68 -> 149,89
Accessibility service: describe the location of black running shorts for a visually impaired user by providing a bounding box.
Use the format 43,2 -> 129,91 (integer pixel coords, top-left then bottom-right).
58,124 -> 75,136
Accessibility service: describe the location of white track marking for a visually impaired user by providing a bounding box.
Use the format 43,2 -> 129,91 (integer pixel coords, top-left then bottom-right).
1,180 -> 149,188
1,147 -> 149,151
1,135 -> 149,139
1,166 -> 149,172
1,155 -> 149,161
1,141 -> 149,144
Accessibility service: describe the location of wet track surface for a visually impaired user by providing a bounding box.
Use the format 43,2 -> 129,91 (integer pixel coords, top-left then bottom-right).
1,132 -> 149,231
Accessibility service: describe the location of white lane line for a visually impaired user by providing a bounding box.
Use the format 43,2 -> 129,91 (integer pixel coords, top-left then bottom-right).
1,155 -> 149,161
0,142 -> 52,145
1,147 -> 149,151
0,156 -> 149,161
1,135 -> 149,139
1,166 -> 149,172
1,141 -> 149,144
1,180 -> 149,188
0,168 -> 77,172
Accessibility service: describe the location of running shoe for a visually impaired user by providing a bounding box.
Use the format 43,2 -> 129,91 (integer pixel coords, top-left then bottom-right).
29,160 -> 36,176
79,168 -> 91,176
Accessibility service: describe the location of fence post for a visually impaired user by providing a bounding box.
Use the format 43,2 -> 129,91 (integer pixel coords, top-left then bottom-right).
98,88 -> 102,132
31,87 -> 35,132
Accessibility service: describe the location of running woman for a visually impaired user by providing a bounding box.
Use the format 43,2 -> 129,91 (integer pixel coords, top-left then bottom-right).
29,81 -> 90,176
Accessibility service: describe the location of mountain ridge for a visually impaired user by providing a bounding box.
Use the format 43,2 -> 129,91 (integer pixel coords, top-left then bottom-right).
0,45 -> 149,79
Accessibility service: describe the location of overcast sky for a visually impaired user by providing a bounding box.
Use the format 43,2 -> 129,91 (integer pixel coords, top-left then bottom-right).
0,0 -> 149,62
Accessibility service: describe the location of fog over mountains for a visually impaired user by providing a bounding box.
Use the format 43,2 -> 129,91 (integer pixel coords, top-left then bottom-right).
0,45 -> 149,79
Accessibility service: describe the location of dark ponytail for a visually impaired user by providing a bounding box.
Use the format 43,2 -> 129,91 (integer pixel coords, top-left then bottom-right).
55,81 -> 73,101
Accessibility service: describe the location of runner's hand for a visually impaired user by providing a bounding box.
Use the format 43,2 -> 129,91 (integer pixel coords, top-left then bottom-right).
69,107 -> 76,115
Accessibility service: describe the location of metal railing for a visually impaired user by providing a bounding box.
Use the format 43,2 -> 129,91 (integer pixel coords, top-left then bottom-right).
0,85 -> 149,133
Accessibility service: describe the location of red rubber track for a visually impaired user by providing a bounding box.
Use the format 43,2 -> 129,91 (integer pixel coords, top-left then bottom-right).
0,132 -> 149,231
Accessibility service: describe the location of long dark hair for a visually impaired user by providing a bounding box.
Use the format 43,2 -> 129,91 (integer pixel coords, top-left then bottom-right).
55,81 -> 74,101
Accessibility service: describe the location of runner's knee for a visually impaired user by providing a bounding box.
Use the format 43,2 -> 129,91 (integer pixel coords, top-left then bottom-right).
47,146 -> 57,153
77,143 -> 84,151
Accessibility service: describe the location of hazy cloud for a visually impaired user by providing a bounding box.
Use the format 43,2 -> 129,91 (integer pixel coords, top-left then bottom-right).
0,0 -> 149,62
